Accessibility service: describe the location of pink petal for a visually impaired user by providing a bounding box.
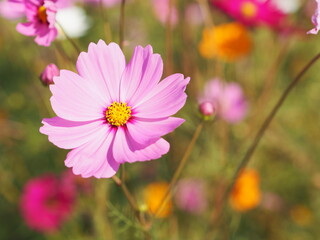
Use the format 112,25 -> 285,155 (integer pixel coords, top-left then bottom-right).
50,70 -> 107,121
119,45 -> 163,105
65,127 -> 119,178
112,127 -> 170,164
133,74 -> 190,118
126,117 -> 184,147
40,117 -> 108,149
35,27 -> 58,47
16,22 -> 37,36
76,40 -> 126,103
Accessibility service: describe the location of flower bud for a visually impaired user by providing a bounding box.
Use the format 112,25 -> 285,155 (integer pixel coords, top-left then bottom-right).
199,101 -> 215,117
39,64 -> 59,86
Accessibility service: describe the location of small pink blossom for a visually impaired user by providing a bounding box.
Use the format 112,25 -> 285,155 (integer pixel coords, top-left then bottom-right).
210,0 -> 286,29
16,0 -> 58,46
152,0 -> 178,27
200,78 -> 248,123
175,179 -> 207,214
40,40 -> 189,178
185,3 -> 204,26
20,174 -> 75,233
40,63 -> 59,85
307,0 -> 320,34
0,0 -> 24,19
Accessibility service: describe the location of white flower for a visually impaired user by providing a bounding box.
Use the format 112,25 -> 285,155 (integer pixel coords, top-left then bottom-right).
56,6 -> 91,39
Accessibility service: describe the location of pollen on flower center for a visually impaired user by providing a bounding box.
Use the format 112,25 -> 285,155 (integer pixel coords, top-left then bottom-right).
106,102 -> 131,126
37,6 -> 48,23
241,2 -> 257,18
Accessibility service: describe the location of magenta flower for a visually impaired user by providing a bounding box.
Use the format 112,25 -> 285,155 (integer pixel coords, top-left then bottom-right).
307,0 -> 320,34
40,63 -> 59,86
16,0 -> 57,46
175,179 -> 207,214
210,0 -> 286,29
20,174 -> 75,233
200,78 -> 248,123
40,40 -> 189,178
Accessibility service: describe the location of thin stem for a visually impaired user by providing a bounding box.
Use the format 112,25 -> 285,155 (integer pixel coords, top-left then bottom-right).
155,122 -> 204,217
119,0 -> 126,49
56,22 -> 81,55
112,175 -> 138,211
212,52 -> 320,232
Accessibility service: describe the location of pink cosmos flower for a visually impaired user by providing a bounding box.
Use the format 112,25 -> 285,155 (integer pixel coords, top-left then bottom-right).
0,0 -> 24,19
20,174 -> 75,233
40,40 -> 189,178
307,0 -> 320,34
200,78 -> 248,123
16,0 -> 58,46
175,179 -> 207,214
152,0 -> 178,27
210,0 -> 286,29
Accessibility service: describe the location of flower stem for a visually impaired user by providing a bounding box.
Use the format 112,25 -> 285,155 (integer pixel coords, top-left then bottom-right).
119,0 -> 126,49
112,175 -> 138,211
155,122 -> 204,217
212,52 -> 320,233
56,22 -> 81,55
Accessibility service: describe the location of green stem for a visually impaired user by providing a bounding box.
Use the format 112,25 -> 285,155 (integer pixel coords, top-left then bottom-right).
155,122 -> 204,217
56,22 -> 81,55
212,51 -> 320,233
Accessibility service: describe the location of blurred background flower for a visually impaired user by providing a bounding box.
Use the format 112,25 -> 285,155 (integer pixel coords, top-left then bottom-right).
174,179 -> 207,215
229,169 -> 261,212
20,173 -> 75,233
143,182 -> 172,218
199,22 -> 252,61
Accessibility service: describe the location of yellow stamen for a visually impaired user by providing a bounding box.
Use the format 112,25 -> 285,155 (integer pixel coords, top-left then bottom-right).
241,2 -> 257,18
106,102 -> 131,127
37,6 -> 48,23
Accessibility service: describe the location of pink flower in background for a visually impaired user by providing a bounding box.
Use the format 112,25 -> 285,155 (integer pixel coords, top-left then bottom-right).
40,40 -> 189,178
83,0 -> 121,7
200,78 -> 248,123
307,0 -> 320,34
0,0 -> 24,19
175,179 -> 207,214
20,174 -> 75,233
16,0 -> 58,46
185,3 -> 204,26
210,0 -> 286,29
152,0 -> 178,26
40,63 -> 59,86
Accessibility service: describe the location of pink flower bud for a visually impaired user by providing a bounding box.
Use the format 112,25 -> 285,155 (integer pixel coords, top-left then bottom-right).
40,64 -> 59,86
199,101 -> 215,116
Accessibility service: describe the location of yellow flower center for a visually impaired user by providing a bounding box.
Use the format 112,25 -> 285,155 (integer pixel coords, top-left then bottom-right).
106,102 -> 131,127
37,6 -> 48,23
241,1 -> 257,18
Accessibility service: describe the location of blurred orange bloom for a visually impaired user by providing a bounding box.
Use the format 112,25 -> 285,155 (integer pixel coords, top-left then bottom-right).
230,168 -> 261,211
198,22 -> 252,62
143,182 -> 172,218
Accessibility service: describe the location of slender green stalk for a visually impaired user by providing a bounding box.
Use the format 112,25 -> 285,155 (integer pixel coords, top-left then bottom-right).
211,52 -> 320,235
154,122 -> 204,217
119,0 -> 126,49
56,22 -> 81,55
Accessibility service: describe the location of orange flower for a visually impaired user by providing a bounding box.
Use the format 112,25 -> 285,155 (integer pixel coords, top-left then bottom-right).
198,22 -> 252,62
143,182 -> 172,218
230,169 -> 261,211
